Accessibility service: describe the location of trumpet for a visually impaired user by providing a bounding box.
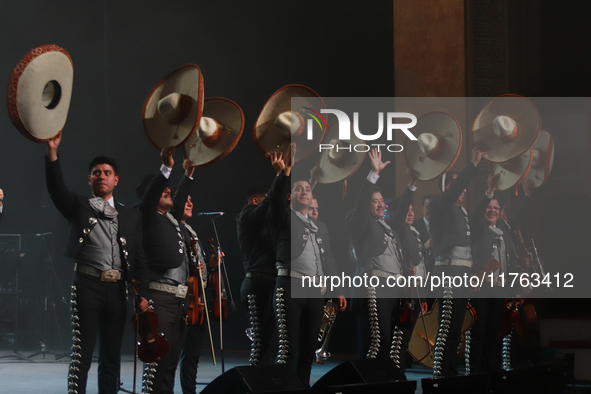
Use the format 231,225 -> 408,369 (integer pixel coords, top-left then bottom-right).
315,299 -> 337,364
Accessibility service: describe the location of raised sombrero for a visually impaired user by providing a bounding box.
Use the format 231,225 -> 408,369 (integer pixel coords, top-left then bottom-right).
7,45 -> 74,142
314,120 -> 365,184
254,84 -> 326,163
489,147 -> 533,191
143,64 -> 204,150
471,94 -> 540,163
404,111 -> 462,181
523,130 -> 554,188
182,97 -> 244,167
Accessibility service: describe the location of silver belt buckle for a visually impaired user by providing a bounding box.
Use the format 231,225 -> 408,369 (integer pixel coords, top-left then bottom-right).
101,269 -> 119,282
175,285 -> 188,298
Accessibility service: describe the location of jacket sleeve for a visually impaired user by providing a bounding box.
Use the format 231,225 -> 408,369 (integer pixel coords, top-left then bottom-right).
138,171 -> 169,227
170,175 -> 194,221
390,186 -> 415,235
469,192 -> 493,240
346,178 -> 375,239
130,210 -> 150,300
266,172 -> 290,230
438,162 -> 478,209
239,172 -> 280,225
45,157 -> 77,221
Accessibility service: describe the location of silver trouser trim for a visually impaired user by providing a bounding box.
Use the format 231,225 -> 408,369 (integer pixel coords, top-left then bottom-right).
68,285 -> 81,394
433,287 -> 453,378
502,330 -> 513,371
366,287 -> 380,358
149,281 -> 188,298
275,287 -> 288,364
464,329 -> 472,375
142,362 -> 157,394
390,325 -> 404,368
247,294 -> 261,365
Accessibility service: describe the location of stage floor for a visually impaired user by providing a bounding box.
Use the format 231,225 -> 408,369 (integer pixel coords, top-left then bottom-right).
0,348 -> 435,393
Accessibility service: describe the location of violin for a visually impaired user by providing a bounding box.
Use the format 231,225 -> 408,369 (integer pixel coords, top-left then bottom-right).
187,239 -> 206,326
130,280 -> 169,363
207,238 -> 228,320
407,299 -> 476,369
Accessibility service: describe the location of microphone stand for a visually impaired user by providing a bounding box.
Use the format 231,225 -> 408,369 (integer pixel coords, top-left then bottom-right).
209,217 -> 236,374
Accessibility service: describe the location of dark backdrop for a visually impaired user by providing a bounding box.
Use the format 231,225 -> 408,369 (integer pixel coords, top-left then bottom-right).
0,1 -> 394,354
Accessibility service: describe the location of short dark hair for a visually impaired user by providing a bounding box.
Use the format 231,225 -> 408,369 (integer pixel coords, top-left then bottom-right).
88,156 -> 118,175
439,172 -> 458,192
247,183 -> 269,200
291,176 -> 312,192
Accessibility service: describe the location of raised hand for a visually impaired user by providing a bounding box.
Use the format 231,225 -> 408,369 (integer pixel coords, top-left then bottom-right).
471,143 -> 489,167
369,148 -> 390,176
487,173 -> 500,195
161,146 -> 176,168
46,131 -> 63,161
522,179 -> 534,198
284,143 -> 296,176
406,167 -> 417,187
182,158 -> 195,178
271,152 -> 285,174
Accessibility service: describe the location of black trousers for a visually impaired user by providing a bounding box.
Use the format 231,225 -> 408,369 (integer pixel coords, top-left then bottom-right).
357,286 -> 408,368
274,276 -> 324,386
468,289 -> 504,374
68,272 -> 127,394
179,319 -> 207,394
142,290 -> 187,394
432,265 -> 470,377
241,275 -> 277,366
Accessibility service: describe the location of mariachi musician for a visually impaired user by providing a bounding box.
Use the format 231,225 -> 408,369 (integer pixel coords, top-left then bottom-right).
388,168 -> 429,372
8,44 -> 149,394
137,147 -> 195,394
236,154 -> 287,366
178,193 -> 217,394
467,172 -> 533,375
267,154 -> 346,386
346,148 -> 412,370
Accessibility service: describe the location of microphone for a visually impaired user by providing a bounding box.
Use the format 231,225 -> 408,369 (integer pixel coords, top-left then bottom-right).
35,232 -> 53,237
197,212 -> 225,217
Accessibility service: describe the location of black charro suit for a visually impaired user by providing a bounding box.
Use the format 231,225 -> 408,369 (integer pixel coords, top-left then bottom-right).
267,172 -> 339,385
413,217 -> 435,273
236,176 -> 280,366
45,157 -> 148,394
138,169 -> 193,394
345,175 -> 407,367
390,186 -> 430,371
468,192 -> 528,374
428,162 -> 478,377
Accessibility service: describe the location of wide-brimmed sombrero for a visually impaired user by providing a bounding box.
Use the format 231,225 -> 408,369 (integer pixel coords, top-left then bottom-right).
182,97 -> 244,167
143,64 -> 204,150
489,147 -> 533,191
404,111 -> 462,181
523,130 -> 554,188
7,44 -> 74,142
254,84 -> 326,163
471,95 -> 540,163
314,120 -> 365,184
